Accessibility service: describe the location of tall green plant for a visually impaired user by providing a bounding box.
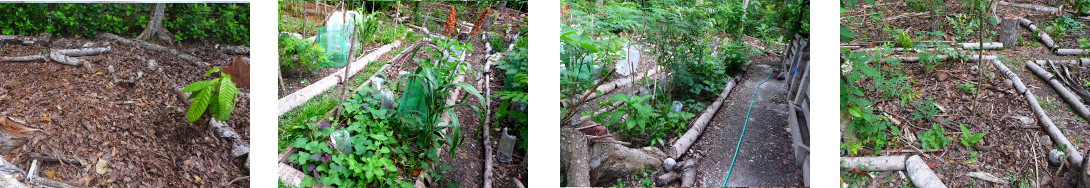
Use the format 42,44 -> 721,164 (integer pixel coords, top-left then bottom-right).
396,67 -> 485,160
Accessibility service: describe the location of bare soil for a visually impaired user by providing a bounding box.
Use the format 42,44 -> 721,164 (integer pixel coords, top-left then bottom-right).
0,37 -> 249,187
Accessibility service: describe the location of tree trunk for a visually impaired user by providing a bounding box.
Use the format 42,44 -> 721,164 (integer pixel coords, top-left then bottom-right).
589,143 -> 666,185
560,128 -> 591,187
999,16 -> 1021,48
136,3 -> 173,45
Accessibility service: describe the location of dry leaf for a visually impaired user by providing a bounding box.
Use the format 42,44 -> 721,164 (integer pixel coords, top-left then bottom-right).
42,115 -> 51,122
184,159 -> 195,166
95,158 -> 108,174
194,175 -> 201,183
45,169 -> 58,180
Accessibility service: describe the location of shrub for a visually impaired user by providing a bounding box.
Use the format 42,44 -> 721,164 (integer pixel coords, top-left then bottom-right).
278,33 -> 332,74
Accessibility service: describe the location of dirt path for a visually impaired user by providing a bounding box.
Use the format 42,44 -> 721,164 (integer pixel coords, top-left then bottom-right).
694,57 -> 803,187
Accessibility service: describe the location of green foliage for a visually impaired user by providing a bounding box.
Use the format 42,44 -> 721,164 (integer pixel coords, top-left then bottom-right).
559,26 -> 619,100
1047,16 -> 1085,40
842,49 -> 900,155
0,4 -> 147,37
495,36 -> 529,151
396,57 -> 485,160
165,3 -> 250,45
873,69 -> 916,105
958,81 -> 977,95
910,98 -> 941,123
946,14 -> 978,42
182,68 -> 239,123
895,30 -> 914,48
958,124 -> 985,148
356,12 -> 381,44
918,124 -> 950,150
907,0 -> 942,12
278,33 -> 332,74
594,94 -> 695,147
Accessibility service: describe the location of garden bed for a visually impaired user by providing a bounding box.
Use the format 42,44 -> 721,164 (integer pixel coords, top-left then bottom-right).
0,36 -> 250,187
277,1 -> 528,187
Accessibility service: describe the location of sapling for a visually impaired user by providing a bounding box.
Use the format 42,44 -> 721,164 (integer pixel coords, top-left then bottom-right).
182,68 -> 239,123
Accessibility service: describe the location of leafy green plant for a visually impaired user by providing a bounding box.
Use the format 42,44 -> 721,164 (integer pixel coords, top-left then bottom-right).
918,124 -> 950,150
166,3 -> 250,44
182,68 -> 239,123
895,30 -> 914,48
355,11 -> 380,44
396,65 -> 485,160
593,94 -> 694,147
958,81 -> 977,94
279,33 -> 332,74
958,124 -> 985,148
910,98 -> 941,123
1045,16 -> 1083,41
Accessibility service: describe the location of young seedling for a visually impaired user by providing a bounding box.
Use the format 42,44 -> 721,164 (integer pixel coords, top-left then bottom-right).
182,68 -> 239,123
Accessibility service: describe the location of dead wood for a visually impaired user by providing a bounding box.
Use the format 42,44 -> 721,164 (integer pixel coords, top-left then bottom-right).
217,45 -> 249,55
95,33 -> 205,67
999,16 -> 1021,47
996,60 -> 1084,166
589,143 -> 666,185
0,35 -> 50,45
905,155 -> 947,188
840,156 -> 907,171
1025,61 -> 1090,121
960,42 -> 1004,50
561,128 -> 591,187
669,78 -> 738,159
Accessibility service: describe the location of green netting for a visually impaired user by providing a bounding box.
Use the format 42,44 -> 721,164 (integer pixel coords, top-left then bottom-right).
397,69 -> 430,123
314,11 -> 362,68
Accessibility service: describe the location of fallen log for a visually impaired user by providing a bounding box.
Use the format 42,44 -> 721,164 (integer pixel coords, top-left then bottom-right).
994,60 -> 1084,166
590,143 -> 666,185
841,156 -> 946,187
217,44 -> 249,55
0,35 -> 50,45
1056,49 -> 1088,56
840,156 -> 906,171
569,67 -> 661,108
669,78 -> 738,159
1025,61 -> 1090,121
95,33 -> 206,67
278,40 -> 400,116
906,155 -> 947,188
960,42 -> 1004,50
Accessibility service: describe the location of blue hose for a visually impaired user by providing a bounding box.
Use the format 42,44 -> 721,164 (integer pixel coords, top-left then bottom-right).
722,70 -> 774,187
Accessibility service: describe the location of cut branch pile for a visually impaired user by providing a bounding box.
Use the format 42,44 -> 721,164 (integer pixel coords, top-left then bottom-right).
0,47 -> 111,67
841,156 -> 946,188
95,33 -> 206,67
994,60 -> 1084,167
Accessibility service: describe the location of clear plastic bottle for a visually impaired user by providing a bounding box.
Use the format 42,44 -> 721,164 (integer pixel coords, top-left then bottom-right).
498,128 -> 517,163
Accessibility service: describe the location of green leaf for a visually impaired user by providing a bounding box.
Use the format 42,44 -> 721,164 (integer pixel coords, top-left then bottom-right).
857,64 -> 881,78
181,80 -> 211,94
215,73 -> 238,121
204,68 -> 221,77
186,88 -> 212,123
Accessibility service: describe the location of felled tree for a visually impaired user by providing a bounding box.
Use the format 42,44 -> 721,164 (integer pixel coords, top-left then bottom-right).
136,3 -> 174,45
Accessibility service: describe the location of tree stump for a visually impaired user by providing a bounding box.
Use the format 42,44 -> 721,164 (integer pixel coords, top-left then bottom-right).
999,16 -> 1021,48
